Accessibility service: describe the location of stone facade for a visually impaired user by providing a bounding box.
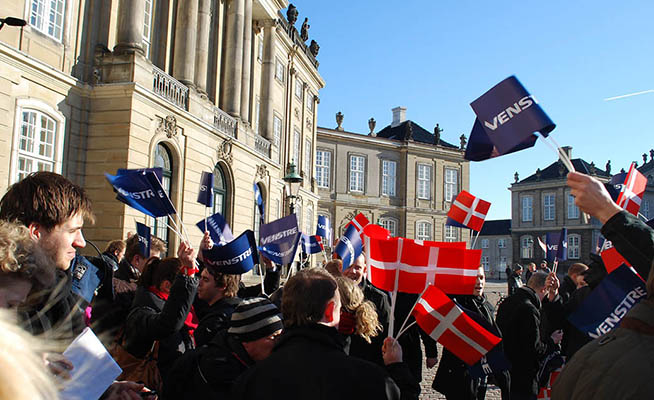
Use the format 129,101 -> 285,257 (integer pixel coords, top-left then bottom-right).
316,109 -> 470,244
0,1 -> 324,261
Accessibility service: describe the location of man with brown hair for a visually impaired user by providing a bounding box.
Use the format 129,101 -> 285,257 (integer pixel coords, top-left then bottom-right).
233,268 -> 419,400
0,172 -> 95,336
558,263 -> 588,303
116,234 -> 166,283
194,266 -> 242,346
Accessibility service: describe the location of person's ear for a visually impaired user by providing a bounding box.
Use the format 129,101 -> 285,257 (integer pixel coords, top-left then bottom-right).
323,300 -> 336,323
28,222 -> 43,241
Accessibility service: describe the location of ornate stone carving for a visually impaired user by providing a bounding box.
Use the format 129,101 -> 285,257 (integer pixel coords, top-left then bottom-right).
294,107 -> 300,119
156,115 -> 178,138
309,40 -> 320,57
404,123 -> 413,142
590,161 -> 596,175
336,112 -> 344,131
286,4 -> 298,25
305,117 -> 312,129
434,124 -> 442,144
300,18 -> 310,42
650,149 -> 654,161
644,153 -> 649,164
605,160 -> 611,175
256,164 -> 269,180
536,168 -> 541,180
514,172 -> 519,183
459,134 -> 467,150
217,138 -> 233,165
368,118 -> 376,136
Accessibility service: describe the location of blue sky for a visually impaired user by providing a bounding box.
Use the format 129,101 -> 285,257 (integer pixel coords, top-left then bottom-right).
293,1 -> 654,219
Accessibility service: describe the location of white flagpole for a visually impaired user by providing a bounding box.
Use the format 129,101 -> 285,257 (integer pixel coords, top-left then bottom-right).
396,320 -> 417,340
388,238 -> 404,338
395,285 -> 429,339
471,229 -> 481,249
260,265 -> 266,296
204,206 -> 208,232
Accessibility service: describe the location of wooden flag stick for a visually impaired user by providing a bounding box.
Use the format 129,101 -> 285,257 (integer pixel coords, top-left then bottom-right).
395,285 -> 429,340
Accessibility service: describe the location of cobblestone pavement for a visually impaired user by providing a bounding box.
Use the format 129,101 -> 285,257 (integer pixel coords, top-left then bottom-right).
419,280 -> 507,400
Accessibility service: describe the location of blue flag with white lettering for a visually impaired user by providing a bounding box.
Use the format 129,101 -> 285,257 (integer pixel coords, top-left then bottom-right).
316,215 -> 332,245
105,169 -> 176,217
202,230 -> 258,274
136,222 -> 151,257
545,228 -> 567,262
334,224 -> 363,269
300,233 -> 324,255
568,264 -> 647,339
196,212 -> 234,245
254,183 -> 265,224
259,215 -> 301,265
197,172 -> 214,207
465,76 -> 555,161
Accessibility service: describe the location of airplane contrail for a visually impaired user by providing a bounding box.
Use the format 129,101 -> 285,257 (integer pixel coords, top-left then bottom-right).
604,89 -> 654,101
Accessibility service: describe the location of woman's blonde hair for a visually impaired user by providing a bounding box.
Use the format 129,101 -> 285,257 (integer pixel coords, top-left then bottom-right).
0,221 -> 54,291
335,276 -> 381,343
0,309 -> 59,399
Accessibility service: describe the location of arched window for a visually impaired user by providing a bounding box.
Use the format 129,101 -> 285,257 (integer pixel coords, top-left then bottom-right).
521,235 -> 533,259
153,143 -> 173,246
379,217 -> 398,237
213,165 -> 227,216
416,221 -> 432,241
253,183 -> 264,238
16,109 -> 57,181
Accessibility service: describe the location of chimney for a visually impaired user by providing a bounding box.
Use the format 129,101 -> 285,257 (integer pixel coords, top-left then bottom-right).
561,146 -> 572,160
391,106 -> 407,128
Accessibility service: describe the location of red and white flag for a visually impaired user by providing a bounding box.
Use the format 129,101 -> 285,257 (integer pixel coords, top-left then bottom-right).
600,239 -> 631,273
345,213 -> 370,233
616,163 -> 647,216
538,367 -> 562,400
446,190 -> 491,232
412,285 -> 501,365
366,236 -> 481,294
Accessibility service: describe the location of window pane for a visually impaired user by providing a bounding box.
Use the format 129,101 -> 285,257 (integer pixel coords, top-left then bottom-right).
544,194 -> 555,221
316,150 -> 330,188
304,139 -> 312,178
444,168 -> 458,202
417,164 -> 431,199
568,194 -> 579,219
350,155 -> 364,192
522,197 -> 533,222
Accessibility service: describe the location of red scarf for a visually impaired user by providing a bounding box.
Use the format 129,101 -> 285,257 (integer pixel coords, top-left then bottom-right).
149,286 -> 199,339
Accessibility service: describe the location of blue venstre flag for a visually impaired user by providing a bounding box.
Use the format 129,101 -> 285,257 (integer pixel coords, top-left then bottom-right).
465,76 -> 555,161
136,222 -> 151,257
259,215 -> 301,265
568,264 -> 647,339
196,212 -> 234,245
202,230 -> 259,274
197,172 -> 214,207
545,228 -> 567,262
300,233 -> 324,255
254,183 -> 265,224
105,169 -> 176,217
334,224 -> 363,269
316,215 -> 332,244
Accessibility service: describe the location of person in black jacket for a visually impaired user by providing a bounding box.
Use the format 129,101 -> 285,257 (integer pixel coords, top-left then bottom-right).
508,264 -> 524,296
121,243 -> 198,384
432,267 -> 510,400
558,263 -> 588,303
496,271 -> 563,400
163,297 -> 283,399
232,268 -> 420,400
194,265 -> 241,346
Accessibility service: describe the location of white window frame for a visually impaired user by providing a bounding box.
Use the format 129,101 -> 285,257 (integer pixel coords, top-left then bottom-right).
543,193 -> 555,221
11,99 -> 65,184
481,238 -> 489,249
481,256 -> 490,271
522,196 -> 533,222
142,0 -> 154,57
295,78 -> 304,100
293,129 -> 301,166
567,193 -> 579,219
254,98 -> 261,134
304,139 -> 312,179
295,199 -> 303,230
305,203 -> 313,234
29,0 -> 66,42
568,234 -> 581,259
349,155 -> 365,193
498,238 -> 506,248
444,168 -> 458,202
379,217 -> 398,237
382,160 -> 397,197
444,225 -> 458,242
275,58 -> 285,82
416,221 -> 432,241
306,91 -> 314,113
273,114 -> 282,146
417,163 -> 431,200
521,235 -> 533,259
316,149 -> 331,189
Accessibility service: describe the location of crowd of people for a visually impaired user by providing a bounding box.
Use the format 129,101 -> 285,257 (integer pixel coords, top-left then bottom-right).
0,169 -> 652,399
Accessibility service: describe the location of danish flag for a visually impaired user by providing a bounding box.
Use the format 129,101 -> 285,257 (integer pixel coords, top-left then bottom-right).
412,285 -> 501,365
600,239 -> 631,273
365,236 -> 481,294
615,163 -> 647,216
446,191 -> 491,232
345,213 -> 370,233
538,367 -> 562,400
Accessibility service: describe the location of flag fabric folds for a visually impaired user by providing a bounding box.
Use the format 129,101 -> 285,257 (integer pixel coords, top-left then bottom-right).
345,213 -> 370,233
599,239 -> 631,273
568,264 -> 646,339
362,223 -> 391,240
258,215 -> 301,265
334,224 -> 363,269
196,212 -> 234,245
197,172 -> 214,207
615,163 -> 647,216
300,233 -> 324,255
253,183 -> 265,224
316,215 -> 332,244
135,222 -> 151,257
461,303 -> 511,379
202,230 -> 259,274
465,76 -> 555,161
446,190 -> 491,231
365,236 -> 481,294
537,236 -> 547,254
105,169 -> 176,218
412,285 -> 501,365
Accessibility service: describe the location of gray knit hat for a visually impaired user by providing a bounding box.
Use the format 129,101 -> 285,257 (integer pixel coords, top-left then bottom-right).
228,297 -> 283,342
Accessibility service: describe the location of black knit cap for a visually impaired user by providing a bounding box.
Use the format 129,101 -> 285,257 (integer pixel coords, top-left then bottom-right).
228,297 -> 284,342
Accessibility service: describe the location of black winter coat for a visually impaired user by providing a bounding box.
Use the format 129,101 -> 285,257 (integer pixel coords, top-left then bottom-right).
496,286 -> 557,397
232,324 -> 420,400
194,296 -> 241,347
348,279 -> 391,367
558,275 -> 577,304
507,272 -> 523,296
123,274 -> 198,382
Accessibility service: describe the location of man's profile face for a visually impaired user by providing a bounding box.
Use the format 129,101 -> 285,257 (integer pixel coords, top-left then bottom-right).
473,268 -> 485,296
34,213 -> 86,270
343,254 -> 366,285
197,268 -> 222,304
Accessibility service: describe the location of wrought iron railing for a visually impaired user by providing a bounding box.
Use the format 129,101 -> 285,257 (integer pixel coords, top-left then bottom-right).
152,66 -> 188,110
213,106 -> 238,137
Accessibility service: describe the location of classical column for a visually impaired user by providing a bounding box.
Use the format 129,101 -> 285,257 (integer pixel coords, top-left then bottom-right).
221,0 -> 245,118
114,0 -> 146,54
259,20 -> 276,140
173,0 -> 199,87
194,0 -> 211,94
239,0 -> 253,122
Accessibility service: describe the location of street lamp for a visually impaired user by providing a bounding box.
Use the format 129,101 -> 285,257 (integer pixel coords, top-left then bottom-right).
283,161 -> 303,214
0,17 -> 27,31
